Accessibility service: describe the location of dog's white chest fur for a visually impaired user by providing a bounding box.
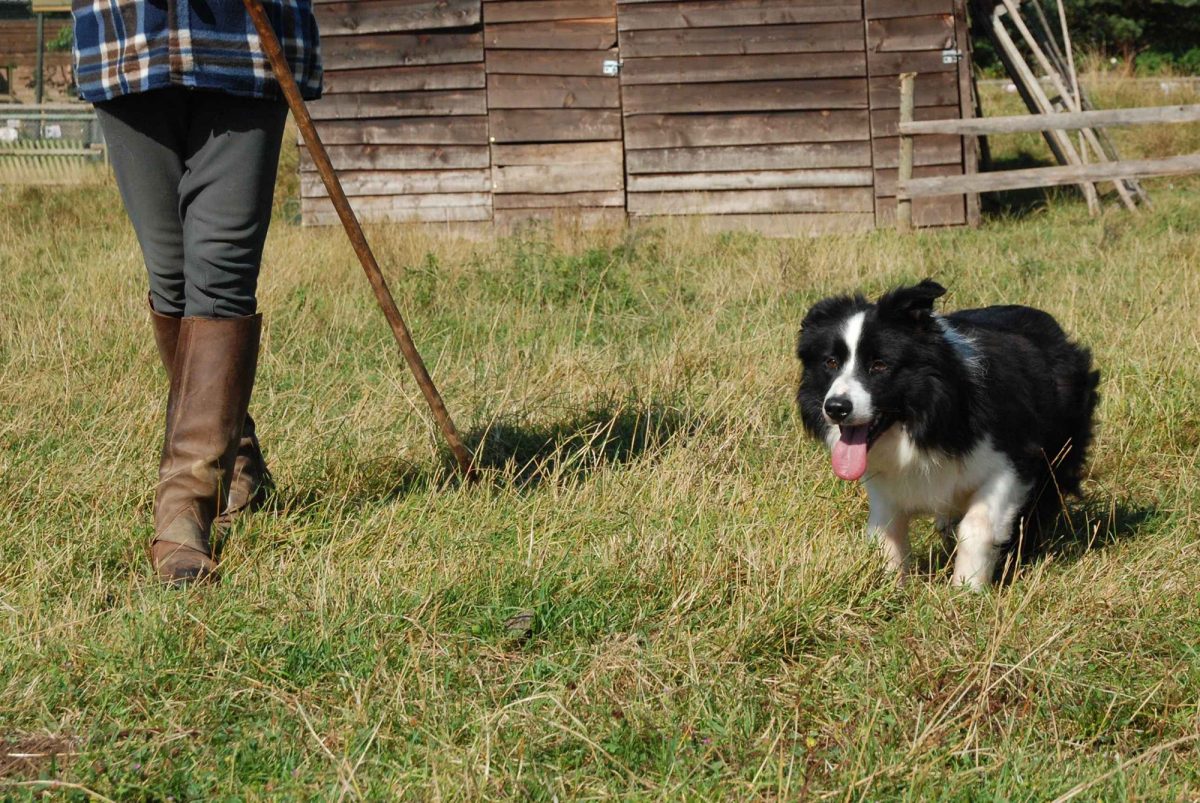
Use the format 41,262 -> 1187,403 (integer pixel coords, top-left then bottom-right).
826,425 -> 1033,588
857,427 -> 1022,517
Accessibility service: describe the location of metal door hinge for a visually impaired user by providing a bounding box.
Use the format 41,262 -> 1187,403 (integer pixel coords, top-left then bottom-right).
602,59 -> 620,76
942,48 -> 963,64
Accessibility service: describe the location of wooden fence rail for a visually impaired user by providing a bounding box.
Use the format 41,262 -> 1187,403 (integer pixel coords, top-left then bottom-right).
899,104 -> 1200,137
895,73 -> 1200,230
903,153 -> 1200,198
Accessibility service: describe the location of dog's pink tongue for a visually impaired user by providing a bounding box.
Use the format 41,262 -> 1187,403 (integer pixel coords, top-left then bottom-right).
832,425 -> 870,481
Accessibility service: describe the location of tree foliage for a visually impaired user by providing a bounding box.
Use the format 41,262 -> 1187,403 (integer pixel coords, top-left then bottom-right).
1057,0 -> 1200,59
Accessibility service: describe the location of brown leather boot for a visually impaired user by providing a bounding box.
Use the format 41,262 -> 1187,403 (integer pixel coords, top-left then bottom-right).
150,301 -> 273,523
151,314 -> 261,584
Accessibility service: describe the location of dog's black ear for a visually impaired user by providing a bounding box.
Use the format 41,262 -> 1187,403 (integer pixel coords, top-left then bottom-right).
800,294 -> 862,331
797,294 -> 863,358
877,279 -> 946,325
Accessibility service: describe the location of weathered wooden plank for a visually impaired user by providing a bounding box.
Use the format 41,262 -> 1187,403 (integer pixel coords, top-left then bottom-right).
872,134 -> 962,169
304,192 -> 491,212
489,109 -> 622,142
627,187 -> 874,215
873,163 -> 961,196
620,22 -> 863,57
304,204 -> 493,226
300,169 -> 491,198
630,212 -> 876,237
900,153 -> 1200,197
899,103 -> 1200,135
864,0 -> 952,19
491,141 -> 623,165
623,78 -> 866,114
494,206 -> 626,227
314,0 -> 480,35
485,48 -> 617,76
492,161 -> 624,193
493,190 -> 625,208
868,70 -> 958,108
617,0 -> 860,30
322,32 -> 483,70
484,0 -> 614,23
322,63 -> 485,94
309,89 -> 486,120
867,48 -> 956,76
626,141 -> 872,173
310,116 -> 489,145
870,105 -> 959,137
299,144 -> 491,171
485,20 -> 617,50
628,168 -> 872,192
624,110 -> 869,149
875,195 -> 965,226
866,14 -> 956,52
620,52 -> 865,84
487,74 -> 619,109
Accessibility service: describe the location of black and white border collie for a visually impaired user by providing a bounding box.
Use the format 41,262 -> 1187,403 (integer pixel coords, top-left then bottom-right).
796,280 -> 1099,589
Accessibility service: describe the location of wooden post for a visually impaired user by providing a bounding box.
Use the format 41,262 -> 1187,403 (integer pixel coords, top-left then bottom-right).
897,72 -> 916,233
34,13 -> 45,106
952,0 -> 981,226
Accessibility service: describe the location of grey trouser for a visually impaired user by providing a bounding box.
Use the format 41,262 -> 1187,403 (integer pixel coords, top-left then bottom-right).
95,87 -> 289,318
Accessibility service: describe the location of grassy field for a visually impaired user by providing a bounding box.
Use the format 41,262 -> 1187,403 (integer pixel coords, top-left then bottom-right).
2,79 -> 1199,799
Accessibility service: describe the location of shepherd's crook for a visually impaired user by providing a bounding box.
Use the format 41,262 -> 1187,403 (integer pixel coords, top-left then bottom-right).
243,0 -> 477,482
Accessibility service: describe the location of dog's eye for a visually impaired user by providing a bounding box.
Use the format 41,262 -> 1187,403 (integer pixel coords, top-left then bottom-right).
824,357 -> 839,371
869,360 -> 888,374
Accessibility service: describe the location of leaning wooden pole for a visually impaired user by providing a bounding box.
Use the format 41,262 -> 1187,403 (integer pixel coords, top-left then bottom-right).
242,0 -> 478,483
998,0 -> 1137,212
991,5 -> 1100,215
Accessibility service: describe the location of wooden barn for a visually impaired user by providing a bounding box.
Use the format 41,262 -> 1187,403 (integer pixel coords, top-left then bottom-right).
303,0 -> 979,234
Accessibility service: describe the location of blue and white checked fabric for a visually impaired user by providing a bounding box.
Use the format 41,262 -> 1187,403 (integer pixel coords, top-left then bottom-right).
72,0 -> 322,104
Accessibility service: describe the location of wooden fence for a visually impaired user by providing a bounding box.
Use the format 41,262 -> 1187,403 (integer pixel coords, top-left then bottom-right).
895,72 -> 1200,230
0,103 -> 105,186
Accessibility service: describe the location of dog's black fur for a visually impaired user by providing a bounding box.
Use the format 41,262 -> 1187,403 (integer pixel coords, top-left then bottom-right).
797,279 -> 1099,558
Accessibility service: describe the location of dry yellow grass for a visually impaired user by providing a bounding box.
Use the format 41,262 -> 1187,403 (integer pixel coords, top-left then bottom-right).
0,70 -> 1197,798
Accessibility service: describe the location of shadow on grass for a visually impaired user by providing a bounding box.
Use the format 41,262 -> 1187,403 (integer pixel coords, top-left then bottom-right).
461,397 -> 698,490
981,150 -> 1063,219
910,498 -> 1157,583
263,455 -> 429,520
267,397 -> 699,512
1038,499 -> 1159,563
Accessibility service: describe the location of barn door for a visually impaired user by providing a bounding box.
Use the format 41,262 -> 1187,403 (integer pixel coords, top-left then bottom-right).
615,0 -> 877,236
484,0 -> 626,228
865,0 -> 979,228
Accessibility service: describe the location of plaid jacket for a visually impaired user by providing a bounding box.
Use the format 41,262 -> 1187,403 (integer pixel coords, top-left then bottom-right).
72,0 -> 322,104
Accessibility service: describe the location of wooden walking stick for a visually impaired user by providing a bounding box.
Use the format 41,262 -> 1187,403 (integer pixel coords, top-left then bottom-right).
242,0 -> 478,482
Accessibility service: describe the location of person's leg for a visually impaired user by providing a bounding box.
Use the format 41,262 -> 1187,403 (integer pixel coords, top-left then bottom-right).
147,298 -> 273,530
171,92 -> 289,532
97,89 -> 285,584
179,92 -> 289,318
153,314 -> 261,584
94,88 -> 188,315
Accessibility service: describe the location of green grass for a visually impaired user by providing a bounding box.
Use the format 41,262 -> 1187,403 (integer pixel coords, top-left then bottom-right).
2,82 -> 1199,799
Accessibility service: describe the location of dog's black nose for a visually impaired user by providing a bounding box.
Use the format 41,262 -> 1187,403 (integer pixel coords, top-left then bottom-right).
824,396 -> 852,422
